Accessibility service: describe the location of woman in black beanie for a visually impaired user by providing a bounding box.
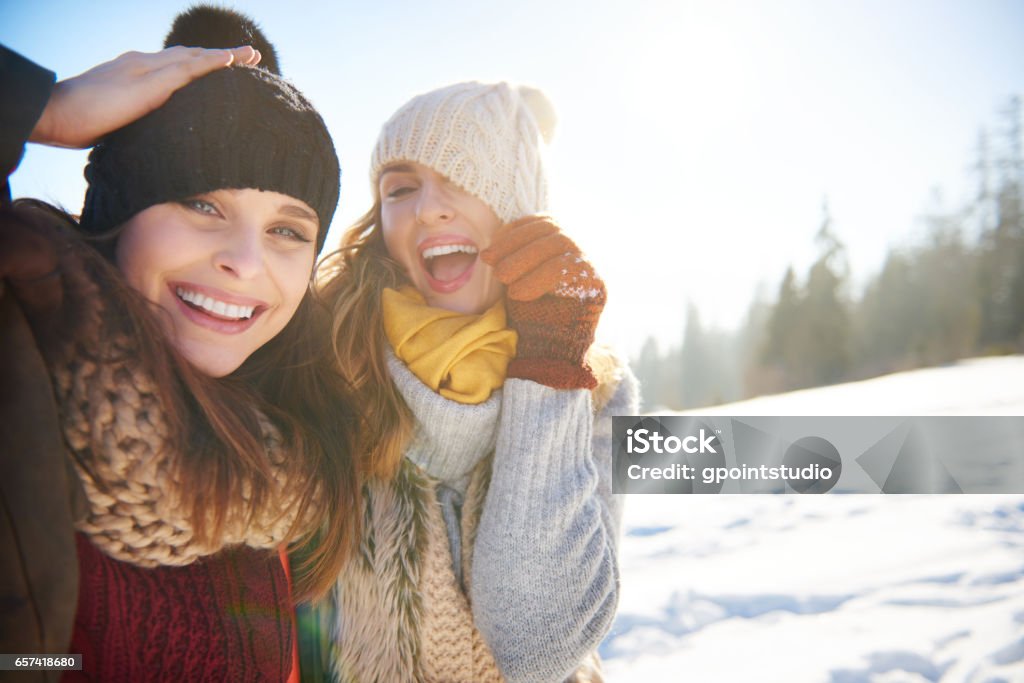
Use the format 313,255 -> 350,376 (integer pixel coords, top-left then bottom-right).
1,7 -> 362,680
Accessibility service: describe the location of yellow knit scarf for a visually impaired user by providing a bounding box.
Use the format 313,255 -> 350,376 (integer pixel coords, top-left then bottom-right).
382,286 -> 517,404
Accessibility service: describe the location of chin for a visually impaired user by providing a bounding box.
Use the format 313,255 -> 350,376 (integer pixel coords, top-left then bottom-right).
189,359 -> 239,378
421,289 -> 487,315
179,342 -> 246,378
421,279 -> 502,316
429,297 -> 480,315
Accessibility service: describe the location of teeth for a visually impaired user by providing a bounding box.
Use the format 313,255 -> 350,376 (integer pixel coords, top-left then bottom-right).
422,244 -> 478,260
176,287 -> 255,320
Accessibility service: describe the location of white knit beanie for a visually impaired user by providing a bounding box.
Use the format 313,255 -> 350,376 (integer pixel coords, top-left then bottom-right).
371,81 -> 557,223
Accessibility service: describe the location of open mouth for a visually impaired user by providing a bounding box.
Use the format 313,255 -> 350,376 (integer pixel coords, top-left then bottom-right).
423,244 -> 478,281
419,241 -> 479,292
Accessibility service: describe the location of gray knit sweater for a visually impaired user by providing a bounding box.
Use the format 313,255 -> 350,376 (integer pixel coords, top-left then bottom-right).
387,350 -> 638,682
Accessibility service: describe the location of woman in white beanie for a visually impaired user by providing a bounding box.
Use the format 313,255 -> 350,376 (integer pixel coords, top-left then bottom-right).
309,81 -> 639,682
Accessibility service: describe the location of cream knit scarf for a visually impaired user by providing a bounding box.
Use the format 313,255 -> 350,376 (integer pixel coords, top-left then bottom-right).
51,347 -> 307,567
332,454 -> 605,683
331,455 -> 505,682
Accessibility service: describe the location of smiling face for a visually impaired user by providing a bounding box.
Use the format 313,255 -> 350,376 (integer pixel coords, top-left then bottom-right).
115,188 -> 318,377
379,162 -> 504,314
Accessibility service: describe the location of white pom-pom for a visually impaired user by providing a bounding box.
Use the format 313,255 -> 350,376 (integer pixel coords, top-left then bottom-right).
517,85 -> 558,144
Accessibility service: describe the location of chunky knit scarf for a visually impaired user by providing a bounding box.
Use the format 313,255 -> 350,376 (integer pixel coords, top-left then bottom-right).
382,286 -> 517,405
51,347 -> 308,568
331,447 -> 605,683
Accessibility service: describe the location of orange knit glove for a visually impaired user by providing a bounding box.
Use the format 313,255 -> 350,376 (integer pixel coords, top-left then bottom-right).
481,215 -> 605,389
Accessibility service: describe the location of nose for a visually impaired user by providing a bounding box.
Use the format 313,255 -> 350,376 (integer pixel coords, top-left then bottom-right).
415,178 -> 455,225
213,225 -> 266,280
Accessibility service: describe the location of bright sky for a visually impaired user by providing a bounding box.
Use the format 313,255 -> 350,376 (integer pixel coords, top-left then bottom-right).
3,0 -> 1022,356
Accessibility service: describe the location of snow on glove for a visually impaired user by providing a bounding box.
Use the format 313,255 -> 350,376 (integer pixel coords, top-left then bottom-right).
481,215 -> 606,389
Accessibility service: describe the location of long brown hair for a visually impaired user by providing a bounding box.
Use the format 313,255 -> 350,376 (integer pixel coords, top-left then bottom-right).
18,199 -> 362,602
316,203 -> 414,480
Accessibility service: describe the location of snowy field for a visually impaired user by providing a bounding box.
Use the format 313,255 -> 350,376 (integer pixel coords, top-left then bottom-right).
602,357 -> 1024,682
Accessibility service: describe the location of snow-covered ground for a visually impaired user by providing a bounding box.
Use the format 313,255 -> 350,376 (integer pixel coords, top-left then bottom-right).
602,357 -> 1024,682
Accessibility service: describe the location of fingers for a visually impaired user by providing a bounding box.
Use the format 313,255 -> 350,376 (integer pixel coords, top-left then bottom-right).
30,44 -> 263,148
492,232 -> 577,284
507,252 -> 576,301
235,46 -> 262,66
146,56 -> 223,97
223,46 -> 261,67
107,46 -> 260,99
135,45 -> 260,114
148,45 -> 258,89
482,214 -> 603,301
506,252 -> 606,303
481,215 -> 559,265
135,44 -> 259,72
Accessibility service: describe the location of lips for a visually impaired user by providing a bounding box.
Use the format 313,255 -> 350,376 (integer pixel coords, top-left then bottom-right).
418,235 -> 480,293
169,282 -> 268,335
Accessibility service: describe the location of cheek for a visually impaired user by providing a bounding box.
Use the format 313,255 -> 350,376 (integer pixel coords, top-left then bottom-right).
275,254 -> 315,317
466,201 -> 503,248
115,223 -> 161,301
482,270 -> 505,307
380,207 -> 414,266
256,256 -> 312,353
483,221 -> 502,246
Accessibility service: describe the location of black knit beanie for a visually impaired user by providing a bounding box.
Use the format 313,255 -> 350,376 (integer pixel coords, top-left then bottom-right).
80,6 -> 339,253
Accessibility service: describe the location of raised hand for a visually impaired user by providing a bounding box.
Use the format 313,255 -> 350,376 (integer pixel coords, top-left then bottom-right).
481,215 -> 606,389
29,45 -> 260,149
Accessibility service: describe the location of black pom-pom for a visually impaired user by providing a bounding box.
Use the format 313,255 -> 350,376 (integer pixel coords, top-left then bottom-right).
164,5 -> 280,75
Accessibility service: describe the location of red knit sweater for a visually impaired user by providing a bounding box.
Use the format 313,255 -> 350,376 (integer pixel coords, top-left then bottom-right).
64,533 -> 294,681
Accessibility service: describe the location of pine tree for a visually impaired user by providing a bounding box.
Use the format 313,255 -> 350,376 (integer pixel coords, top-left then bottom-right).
803,201 -> 851,386
978,96 -> 1024,349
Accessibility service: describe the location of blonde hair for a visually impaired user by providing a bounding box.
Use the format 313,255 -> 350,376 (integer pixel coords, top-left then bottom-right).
316,203 -> 414,479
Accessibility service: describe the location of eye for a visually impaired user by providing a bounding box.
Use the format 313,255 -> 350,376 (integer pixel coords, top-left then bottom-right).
180,198 -> 221,216
381,180 -> 417,200
269,225 -> 313,243
387,186 -> 414,200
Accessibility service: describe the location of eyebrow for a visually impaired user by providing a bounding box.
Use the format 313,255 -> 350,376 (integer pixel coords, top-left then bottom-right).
279,203 -> 319,223
380,164 -> 415,177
